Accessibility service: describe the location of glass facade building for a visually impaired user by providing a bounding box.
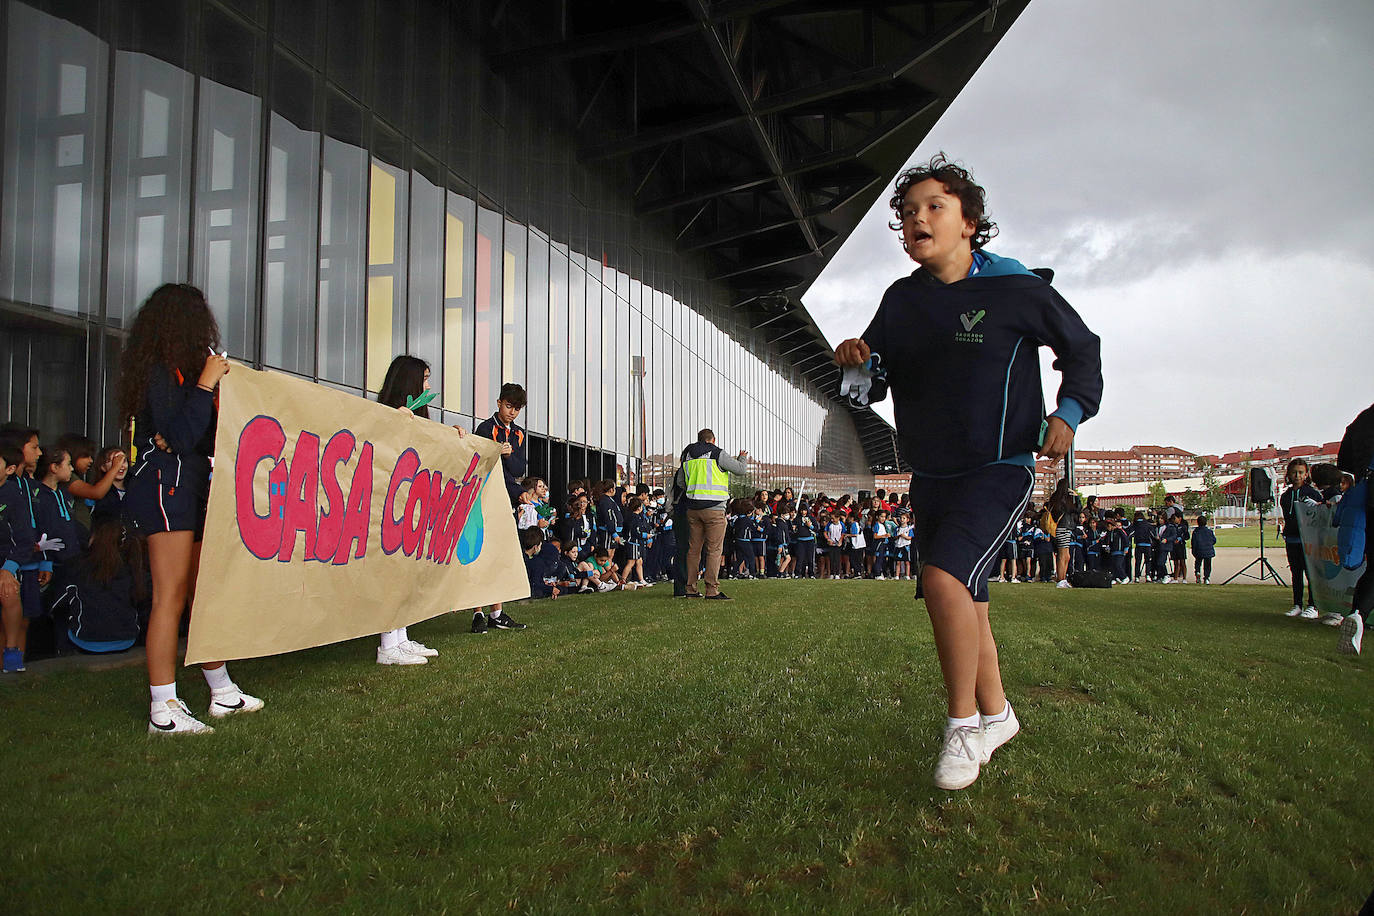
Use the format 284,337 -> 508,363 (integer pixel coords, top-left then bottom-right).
0,0 -> 920,498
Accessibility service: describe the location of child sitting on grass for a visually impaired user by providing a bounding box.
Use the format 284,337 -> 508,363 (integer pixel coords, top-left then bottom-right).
834,152 -> 1102,790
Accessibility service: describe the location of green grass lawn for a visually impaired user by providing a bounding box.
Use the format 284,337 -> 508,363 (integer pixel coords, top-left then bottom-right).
2,581 -> 1369,914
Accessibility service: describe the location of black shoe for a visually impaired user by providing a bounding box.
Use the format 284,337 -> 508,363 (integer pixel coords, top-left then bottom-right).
704,592 -> 732,600
471,611 -> 488,634
489,612 -> 526,630
683,592 -> 703,599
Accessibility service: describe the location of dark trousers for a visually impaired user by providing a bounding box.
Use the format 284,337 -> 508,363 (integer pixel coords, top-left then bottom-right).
1285,540 -> 1313,607
1134,546 -> 1152,580
794,541 -> 816,577
1194,556 -> 1213,581
1111,553 -> 1127,580
672,506 -> 690,595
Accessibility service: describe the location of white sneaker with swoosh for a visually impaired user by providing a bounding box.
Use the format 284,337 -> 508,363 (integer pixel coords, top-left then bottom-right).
980,705 -> 1020,764
149,698 -> 214,735
208,684 -> 265,718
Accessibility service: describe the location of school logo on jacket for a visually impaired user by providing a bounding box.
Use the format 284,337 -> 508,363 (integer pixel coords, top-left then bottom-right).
955,309 -> 986,344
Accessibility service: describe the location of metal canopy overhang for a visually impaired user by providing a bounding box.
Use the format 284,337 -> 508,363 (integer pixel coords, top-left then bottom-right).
493,0 -> 1030,473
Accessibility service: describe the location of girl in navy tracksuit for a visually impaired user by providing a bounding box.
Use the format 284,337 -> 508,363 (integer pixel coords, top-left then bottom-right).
35,447 -> 84,652
1279,458 -> 1323,616
836,154 -> 1102,790
1190,515 -> 1217,584
53,514 -> 145,653
117,283 -> 261,734
1,437 -> 46,672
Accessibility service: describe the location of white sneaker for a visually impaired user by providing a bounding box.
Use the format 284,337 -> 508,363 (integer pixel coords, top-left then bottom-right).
1056,579 -> 1072,589
208,684 -> 265,718
1299,607 -> 1320,620
400,639 -> 439,658
377,645 -> 427,665
1284,605 -> 1303,617
596,581 -> 617,593
149,697 -> 214,735
980,705 -> 1020,764
933,724 -> 984,790
875,575 -> 886,581
1162,577 -> 1173,585
1338,613 -> 1363,655
1320,612 -> 1345,627
1204,578 -> 1211,585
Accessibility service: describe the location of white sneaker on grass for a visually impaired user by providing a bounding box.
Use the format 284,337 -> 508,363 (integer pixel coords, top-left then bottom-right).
933,724 -> 983,790
1056,579 -> 1072,589
400,639 -> 438,658
149,698 -> 214,735
208,684 -> 264,718
1338,614 -> 1363,655
1284,605 -> 1303,617
1319,612 -> 1345,627
1299,607 -> 1320,620
980,705 -> 1020,764
377,645 -> 427,665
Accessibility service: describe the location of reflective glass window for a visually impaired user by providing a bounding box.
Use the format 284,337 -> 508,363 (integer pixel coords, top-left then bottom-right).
503,217 -> 526,386
473,205 -> 503,413
525,227 -> 550,434
408,167 -> 443,397
567,260 -> 584,443
442,188 -> 475,414
318,135 -> 367,387
106,51 -> 192,327
365,157 -> 408,391
2,3 -> 108,317
584,268 -> 601,449
547,242 -> 568,439
193,77 -> 260,359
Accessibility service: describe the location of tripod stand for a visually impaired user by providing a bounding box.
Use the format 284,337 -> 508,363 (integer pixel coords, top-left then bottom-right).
1222,505 -> 1286,586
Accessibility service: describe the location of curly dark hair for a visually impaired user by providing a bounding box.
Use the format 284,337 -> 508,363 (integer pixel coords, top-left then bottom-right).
888,152 -> 998,250
116,283 -> 220,423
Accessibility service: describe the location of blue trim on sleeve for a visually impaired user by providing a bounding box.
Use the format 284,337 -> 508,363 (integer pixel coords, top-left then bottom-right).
2,560 -> 17,575
1050,396 -> 1085,433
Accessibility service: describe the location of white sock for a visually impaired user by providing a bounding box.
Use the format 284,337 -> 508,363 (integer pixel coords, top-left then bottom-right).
982,701 -> 1012,725
202,664 -> 233,692
396,626 -> 409,643
150,682 -> 177,705
947,712 -> 980,731
380,629 -> 402,650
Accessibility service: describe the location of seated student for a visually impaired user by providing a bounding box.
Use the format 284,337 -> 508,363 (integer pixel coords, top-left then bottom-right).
1190,515 -> 1217,585
1,438 -> 43,672
521,528 -> 558,600
515,481 -> 542,532
580,546 -> 621,592
35,445 -> 85,652
89,446 -> 129,524
550,540 -> 587,593
54,516 -> 147,653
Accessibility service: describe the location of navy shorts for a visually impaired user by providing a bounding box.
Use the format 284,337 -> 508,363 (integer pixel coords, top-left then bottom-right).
909,464 -> 1035,602
18,568 -> 43,620
124,457 -> 208,540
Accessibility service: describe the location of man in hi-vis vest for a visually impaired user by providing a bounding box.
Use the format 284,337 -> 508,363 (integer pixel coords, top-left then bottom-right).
674,429 -> 749,599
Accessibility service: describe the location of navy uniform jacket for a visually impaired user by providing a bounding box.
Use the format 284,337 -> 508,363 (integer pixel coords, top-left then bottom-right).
474,415 -> 527,501
859,252 -> 1102,477
0,476 -> 42,575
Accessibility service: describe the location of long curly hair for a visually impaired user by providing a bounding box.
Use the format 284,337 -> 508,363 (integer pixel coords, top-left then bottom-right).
888,151 -> 998,250
116,284 -> 220,423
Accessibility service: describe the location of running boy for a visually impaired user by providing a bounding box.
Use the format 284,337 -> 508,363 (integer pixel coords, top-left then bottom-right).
834,153 -> 1102,790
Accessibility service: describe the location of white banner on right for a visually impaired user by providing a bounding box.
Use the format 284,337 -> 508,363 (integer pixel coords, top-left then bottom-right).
1295,500 -> 1367,615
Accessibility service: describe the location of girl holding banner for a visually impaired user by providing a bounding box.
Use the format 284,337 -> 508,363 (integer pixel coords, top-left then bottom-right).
118,284 -> 264,735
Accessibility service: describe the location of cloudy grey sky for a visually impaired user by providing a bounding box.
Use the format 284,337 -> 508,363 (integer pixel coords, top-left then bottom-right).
804,0 -> 1374,456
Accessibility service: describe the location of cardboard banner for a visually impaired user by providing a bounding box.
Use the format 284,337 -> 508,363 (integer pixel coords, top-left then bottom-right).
1295,500 -> 1366,615
186,366 -> 528,664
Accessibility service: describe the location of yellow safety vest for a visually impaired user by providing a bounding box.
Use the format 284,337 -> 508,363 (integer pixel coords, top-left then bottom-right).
684,454 -> 730,501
